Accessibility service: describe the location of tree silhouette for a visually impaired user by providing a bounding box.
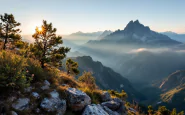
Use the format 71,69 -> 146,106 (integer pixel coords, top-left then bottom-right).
32,20 -> 70,68
0,13 -> 21,50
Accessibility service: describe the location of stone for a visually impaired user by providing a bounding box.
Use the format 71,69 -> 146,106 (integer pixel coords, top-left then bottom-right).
101,100 -> 120,111
11,111 -> 18,115
24,86 -> 32,93
82,104 -> 108,115
35,108 -> 40,113
112,98 -> 126,114
12,98 -> 30,111
103,106 -> 120,115
101,91 -> 111,102
7,96 -> 17,102
41,80 -> 50,90
66,88 -> 91,111
40,90 -> 66,114
32,92 -> 40,99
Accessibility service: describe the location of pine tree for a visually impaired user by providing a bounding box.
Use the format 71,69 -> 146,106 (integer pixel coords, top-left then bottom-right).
171,108 -> 177,115
78,71 -> 96,89
148,105 -> 154,115
32,20 -> 70,68
66,58 -> 79,75
0,13 -> 21,50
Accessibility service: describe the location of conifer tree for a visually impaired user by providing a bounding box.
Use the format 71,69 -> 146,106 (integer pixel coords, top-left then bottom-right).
0,13 -> 21,50
171,108 -> 177,115
148,105 -> 153,115
32,20 -> 70,68
66,58 -> 79,75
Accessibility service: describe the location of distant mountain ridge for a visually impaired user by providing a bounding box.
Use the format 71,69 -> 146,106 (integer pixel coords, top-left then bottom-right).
97,30 -> 112,40
98,20 -> 181,46
161,31 -> 185,43
69,31 -> 103,37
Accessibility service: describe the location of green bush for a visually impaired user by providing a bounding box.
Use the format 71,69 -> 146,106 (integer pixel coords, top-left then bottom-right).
0,51 -> 32,90
27,58 -> 45,81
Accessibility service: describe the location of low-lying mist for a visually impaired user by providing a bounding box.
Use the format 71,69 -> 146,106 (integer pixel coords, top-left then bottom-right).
73,42 -> 185,84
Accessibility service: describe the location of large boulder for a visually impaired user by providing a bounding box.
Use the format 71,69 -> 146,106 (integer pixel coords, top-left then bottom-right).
101,91 -> 111,102
40,90 -> 66,114
66,88 -> 91,111
82,104 -> 108,115
101,100 -> 120,111
102,98 -> 127,114
12,98 -> 30,111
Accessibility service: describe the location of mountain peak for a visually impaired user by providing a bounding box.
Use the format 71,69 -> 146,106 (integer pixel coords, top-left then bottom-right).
124,20 -> 150,34
134,20 -> 140,24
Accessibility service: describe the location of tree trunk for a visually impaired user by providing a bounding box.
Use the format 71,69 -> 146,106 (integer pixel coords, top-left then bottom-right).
3,25 -> 8,50
41,60 -> 45,68
3,38 -> 7,50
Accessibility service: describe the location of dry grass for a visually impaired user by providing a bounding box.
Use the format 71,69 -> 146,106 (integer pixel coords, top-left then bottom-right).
161,87 -> 184,102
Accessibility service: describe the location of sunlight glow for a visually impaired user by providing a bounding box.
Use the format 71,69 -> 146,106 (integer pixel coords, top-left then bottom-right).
38,27 -> 42,32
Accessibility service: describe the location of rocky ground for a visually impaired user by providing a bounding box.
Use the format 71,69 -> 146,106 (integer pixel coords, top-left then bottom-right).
0,80 -> 129,115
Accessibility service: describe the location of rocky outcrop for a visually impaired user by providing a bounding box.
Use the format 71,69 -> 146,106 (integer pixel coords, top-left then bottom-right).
12,98 -> 30,111
82,104 -> 109,115
40,90 -> 66,114
66,88 -> 91,111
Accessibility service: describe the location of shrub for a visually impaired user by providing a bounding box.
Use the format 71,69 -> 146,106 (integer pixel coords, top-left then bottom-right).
108,90 -> 127,99
0,51 -> 32,91
78,71 -> 96,89
27,58 -> 45,82
81,87 -> 102,104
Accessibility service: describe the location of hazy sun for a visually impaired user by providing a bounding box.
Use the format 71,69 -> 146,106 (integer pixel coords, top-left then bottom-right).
38,27 -> 42,32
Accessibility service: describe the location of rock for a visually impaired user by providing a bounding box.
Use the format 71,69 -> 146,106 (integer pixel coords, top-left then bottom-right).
82,104 -> 108,115
32,92 -> 40,99
35,108 -> 40,113
40,90 -> 66,114
101,91 -> 111,102
62,84 -> 67,86
103,106 -> 120,115
24,86 -> 33,92
12,98 -> 30,111
101,100 -> 120,111
7,96 -> 17,102
112,98 -> 126,114
66,88 -> 91,111
41,80 -> 50,90
11,111 -> 18,115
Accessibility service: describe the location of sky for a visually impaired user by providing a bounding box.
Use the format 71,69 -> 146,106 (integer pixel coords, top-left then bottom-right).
0,0 -> 184,35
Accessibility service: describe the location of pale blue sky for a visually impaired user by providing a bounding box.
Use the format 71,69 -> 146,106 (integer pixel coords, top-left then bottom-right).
0,0 -> 184,35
